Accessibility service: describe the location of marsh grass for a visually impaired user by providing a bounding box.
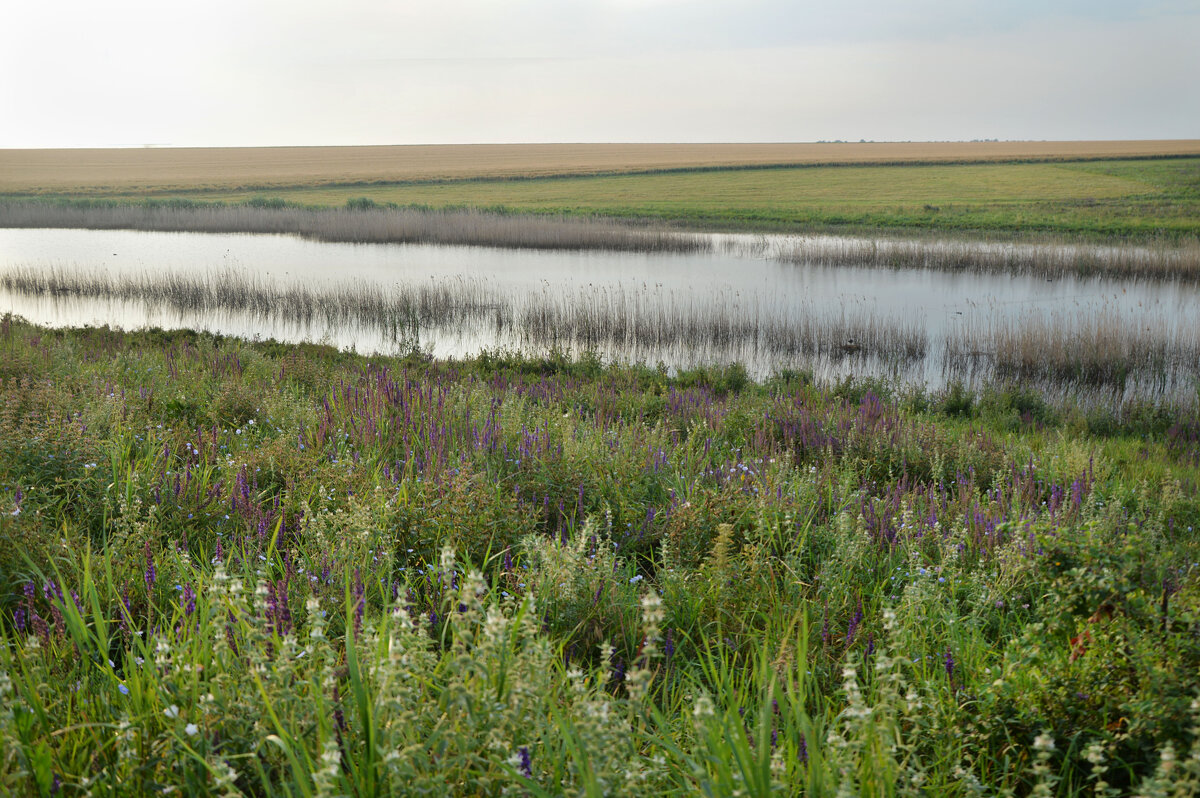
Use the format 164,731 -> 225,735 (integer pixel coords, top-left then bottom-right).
0,265 -> 929,366
6,197 -> 1200,279
517,284 -> 928,362
943,308 -> 1200,391
775,235 -> 1200,282
0,265 -> 496,333
5,264 -> 1198,402
0,200 -> 704,253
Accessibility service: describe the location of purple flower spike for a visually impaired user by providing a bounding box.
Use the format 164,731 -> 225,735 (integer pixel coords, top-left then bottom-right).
846,600 -> 863,646
144,542 -> 157,592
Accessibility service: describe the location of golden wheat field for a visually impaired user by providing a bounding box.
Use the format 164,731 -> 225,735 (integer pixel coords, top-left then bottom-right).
4,140 -> 1200,194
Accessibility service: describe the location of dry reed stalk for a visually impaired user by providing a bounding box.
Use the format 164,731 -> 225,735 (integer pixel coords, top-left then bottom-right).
942,308 -> 1200,389
6,264 -> 1198,396
776,237 -> 1200,282
0,202 -> 702,254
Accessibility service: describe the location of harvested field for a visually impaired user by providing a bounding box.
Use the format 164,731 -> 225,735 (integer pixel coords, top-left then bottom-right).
3,140 -> 1200,195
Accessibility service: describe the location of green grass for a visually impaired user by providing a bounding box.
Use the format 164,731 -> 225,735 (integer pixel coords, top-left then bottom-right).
2,318 -> 1200,794
43,157 -> 1200,242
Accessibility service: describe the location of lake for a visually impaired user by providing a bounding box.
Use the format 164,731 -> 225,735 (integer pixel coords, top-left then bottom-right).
2,227 -> 1197,403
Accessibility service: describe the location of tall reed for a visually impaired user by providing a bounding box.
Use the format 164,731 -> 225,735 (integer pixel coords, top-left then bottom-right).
774,235 -> 1200,282
0,200 -> 704,253
5,200 -> 1199,279
0,265 -> 928,366
4,264 -> 1198,401
942,307 -> 1200,390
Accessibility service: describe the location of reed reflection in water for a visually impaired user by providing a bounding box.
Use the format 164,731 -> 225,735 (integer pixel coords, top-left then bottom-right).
3,263 -> 1198,406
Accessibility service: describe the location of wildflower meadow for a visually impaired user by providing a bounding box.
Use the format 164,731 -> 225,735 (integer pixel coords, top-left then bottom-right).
2,315 -> 1199,795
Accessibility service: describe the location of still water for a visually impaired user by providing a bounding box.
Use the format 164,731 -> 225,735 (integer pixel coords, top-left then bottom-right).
2,228 -> 1196,397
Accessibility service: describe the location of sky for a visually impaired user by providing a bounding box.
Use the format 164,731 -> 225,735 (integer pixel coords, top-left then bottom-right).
2,0 -> 1197,148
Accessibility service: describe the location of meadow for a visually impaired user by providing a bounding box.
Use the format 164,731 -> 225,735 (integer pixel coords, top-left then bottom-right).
2,316 -> 1200,795
176,158 -> 1200,241
3,143 -> 1200,242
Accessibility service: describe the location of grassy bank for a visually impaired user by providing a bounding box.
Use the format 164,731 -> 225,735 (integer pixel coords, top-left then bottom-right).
5,197 -> 1200,283
11,156 -> 1197,243
2,318 -> 1200,794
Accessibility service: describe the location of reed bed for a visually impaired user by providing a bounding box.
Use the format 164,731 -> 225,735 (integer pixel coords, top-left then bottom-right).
0,265 -> 501,334
0,266 -> 931,366
517,285 -> 927,361
0,200 -> 704,253
5,264 -> 1199,400
775,235 -> 1200,282
942,308 -> 1200,390
5,199 -> 1199,279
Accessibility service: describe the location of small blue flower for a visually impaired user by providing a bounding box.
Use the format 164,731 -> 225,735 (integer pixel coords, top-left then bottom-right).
118,684 -> 130,695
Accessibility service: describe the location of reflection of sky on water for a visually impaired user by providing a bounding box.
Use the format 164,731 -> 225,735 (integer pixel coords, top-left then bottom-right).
2,227 -> 1197,402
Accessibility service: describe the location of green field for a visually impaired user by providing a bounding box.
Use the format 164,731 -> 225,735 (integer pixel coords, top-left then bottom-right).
115,157 -> 1200,241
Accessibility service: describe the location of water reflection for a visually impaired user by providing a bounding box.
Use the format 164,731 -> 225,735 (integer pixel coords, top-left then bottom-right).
2,228 -> 1197,404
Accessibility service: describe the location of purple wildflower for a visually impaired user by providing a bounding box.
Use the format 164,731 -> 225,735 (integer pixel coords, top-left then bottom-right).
518,746 -> 533,779
846,600 -> 863,646
143,543 -> 157,592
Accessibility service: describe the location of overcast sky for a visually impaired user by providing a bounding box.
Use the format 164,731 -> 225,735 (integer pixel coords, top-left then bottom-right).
3,0 -> 1197,148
